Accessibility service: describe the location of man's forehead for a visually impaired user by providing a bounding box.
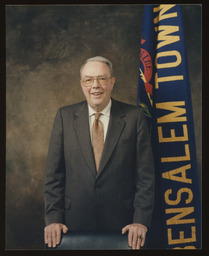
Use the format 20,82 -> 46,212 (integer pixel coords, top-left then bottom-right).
83,74 -> 108,77
81,61 -> 111,77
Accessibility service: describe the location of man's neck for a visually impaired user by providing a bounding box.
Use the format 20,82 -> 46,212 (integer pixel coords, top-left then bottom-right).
88,99 -> 112,113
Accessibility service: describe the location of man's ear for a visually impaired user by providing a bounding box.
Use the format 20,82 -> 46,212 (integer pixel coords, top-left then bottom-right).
111,77 -> 116,87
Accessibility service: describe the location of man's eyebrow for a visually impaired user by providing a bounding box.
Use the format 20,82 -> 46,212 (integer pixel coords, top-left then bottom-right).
84,74 -> 108,78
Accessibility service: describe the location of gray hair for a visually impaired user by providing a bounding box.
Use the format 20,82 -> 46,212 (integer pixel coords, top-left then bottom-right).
80,56 -> 113,77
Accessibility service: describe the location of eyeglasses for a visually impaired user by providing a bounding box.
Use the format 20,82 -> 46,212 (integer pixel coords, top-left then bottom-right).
82,76 -> 112,87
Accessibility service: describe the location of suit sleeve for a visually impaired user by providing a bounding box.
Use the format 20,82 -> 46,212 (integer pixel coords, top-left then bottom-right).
133,108 -> 155,228
44,109 -> 66,226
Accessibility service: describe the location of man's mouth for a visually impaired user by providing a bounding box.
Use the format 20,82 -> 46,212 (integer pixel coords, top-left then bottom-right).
91,92 -> 103,96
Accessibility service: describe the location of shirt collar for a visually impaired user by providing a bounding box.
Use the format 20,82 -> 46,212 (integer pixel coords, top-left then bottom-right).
88,99 -> 112,117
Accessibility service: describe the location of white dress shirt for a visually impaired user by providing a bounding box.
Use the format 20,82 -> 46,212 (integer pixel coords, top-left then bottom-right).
88,100 -> 112,143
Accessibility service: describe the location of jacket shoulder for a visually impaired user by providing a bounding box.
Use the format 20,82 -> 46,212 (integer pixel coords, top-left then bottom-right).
112,99 -> 143,114
58,101 -> 86,114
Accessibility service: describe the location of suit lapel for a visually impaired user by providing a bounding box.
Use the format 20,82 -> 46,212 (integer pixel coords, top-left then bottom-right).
97,99 -> 126,178
74,101 -> 97,177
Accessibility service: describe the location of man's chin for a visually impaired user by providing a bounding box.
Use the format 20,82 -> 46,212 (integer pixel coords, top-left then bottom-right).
89,101 -> 106,112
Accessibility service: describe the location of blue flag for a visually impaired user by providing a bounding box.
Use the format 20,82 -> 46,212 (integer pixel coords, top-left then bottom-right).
137,5 -> 201,249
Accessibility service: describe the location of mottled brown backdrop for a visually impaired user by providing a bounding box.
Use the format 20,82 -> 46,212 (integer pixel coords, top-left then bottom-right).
6,5 -> 202,249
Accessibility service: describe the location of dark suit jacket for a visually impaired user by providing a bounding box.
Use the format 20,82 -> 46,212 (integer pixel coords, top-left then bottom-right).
44,99 -> 154,232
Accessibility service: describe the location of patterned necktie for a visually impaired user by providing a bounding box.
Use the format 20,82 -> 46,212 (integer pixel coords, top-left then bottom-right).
92,112 -> 104,171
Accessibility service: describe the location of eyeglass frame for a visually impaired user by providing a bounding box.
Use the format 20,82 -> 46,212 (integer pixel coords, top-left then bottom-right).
81,75 -> 113,87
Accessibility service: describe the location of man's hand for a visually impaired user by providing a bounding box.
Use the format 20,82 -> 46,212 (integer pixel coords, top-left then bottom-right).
44,223 -> 68,248
122,223 -> 148,250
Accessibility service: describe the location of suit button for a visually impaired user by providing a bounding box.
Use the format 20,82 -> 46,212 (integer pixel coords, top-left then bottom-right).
95,184 -> 101,190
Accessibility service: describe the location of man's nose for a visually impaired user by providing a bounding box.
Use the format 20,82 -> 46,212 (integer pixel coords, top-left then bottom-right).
92,78 -> 100,88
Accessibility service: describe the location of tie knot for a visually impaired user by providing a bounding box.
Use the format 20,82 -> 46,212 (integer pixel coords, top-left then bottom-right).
95,112 -> 102,120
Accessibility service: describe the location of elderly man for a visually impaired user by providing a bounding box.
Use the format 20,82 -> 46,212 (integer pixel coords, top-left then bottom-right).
44,56 -> 155,250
